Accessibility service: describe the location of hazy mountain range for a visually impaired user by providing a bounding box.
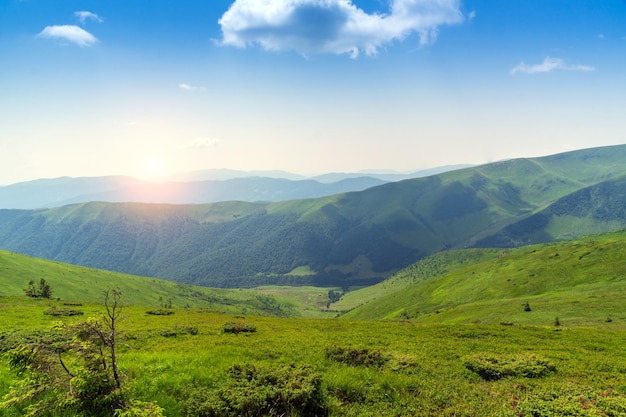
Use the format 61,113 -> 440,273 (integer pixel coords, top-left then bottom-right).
0,146 -> 625,288
0,165 -> 470,209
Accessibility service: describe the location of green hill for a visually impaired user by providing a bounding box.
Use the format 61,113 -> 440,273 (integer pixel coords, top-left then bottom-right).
331,248 -> 504,312
475,174 -> 626,247
342,230 -> 626,326
0,250 -> 297,317
1,145 -> 626,288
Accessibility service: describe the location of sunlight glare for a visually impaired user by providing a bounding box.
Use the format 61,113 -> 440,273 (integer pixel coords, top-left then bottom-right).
141,156 -> 165,179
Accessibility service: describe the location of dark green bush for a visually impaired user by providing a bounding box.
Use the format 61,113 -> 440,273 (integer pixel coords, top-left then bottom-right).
0,329 -> 67,353
464,353 -> 556,381
325,345 -> 388,368
114,400 -> 165,417
145,309 -> 175,316
514,388 -> 626,416
159,326 -> 198,338
43,306 -> 84,316
182,364 -> 328,417
223,321 -> 256,334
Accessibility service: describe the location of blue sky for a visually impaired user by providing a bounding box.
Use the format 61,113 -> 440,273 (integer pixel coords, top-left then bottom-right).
1,0 -> 625,184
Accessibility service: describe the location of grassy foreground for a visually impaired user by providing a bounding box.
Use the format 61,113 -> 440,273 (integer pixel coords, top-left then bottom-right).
2,296 -> 626,416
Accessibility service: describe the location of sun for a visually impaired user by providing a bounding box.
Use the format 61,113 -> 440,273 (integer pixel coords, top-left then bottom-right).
141,156 -> 165,179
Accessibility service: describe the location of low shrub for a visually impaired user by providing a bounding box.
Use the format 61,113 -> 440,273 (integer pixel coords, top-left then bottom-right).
325,345 -> 388,368
0,329 -> 66,353
114,400 -> 166,417
386,352 -> 420,373
159,326 -> 198,338
182,364 -> 328,417
513,388 -> 626,416
145,309 -> 174,316
464,353 -> 556,381
43,306 -> 84,316
223,321 -> 256,334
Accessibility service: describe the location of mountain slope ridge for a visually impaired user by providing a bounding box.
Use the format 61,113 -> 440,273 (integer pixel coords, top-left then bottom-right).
1,145 -> 626,288
342,230 -> 626,325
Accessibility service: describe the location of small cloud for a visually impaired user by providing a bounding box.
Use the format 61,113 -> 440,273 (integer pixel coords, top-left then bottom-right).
182,137 -> 220,149
218,0 -> 465,58
75,11 -> 103,25
179,83 -> 206,92
510,57 -> 595,75
468,10 -> 476,20
38,25 -> 98,47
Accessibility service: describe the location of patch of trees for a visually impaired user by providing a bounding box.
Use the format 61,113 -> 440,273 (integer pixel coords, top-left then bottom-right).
327,289 -> 343,304
24,278 -> 52,299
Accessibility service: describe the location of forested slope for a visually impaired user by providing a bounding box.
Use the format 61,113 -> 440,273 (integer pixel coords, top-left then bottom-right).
1,145 -> 626,288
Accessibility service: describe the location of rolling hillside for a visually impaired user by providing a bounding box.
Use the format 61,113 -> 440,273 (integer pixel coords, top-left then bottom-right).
0,249 -> 297,317
342,230 -> 626,326
475,174 -> 626,247
1,145 -> 626,288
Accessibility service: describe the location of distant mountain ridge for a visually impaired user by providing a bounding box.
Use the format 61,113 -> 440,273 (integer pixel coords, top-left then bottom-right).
0,145 -> 625,288
0,175 -> 387,209
0,165 -> 470,209
163,165 -> 473,183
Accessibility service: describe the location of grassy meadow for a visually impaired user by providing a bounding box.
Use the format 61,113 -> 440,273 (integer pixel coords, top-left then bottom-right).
1,297 -> 626,416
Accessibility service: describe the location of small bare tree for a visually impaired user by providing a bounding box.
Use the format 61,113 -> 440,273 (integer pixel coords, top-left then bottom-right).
104,289 -> 123,389
1,290 -> 127,416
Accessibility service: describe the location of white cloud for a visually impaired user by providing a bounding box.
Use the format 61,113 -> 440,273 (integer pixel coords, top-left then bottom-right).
182,137 -> 220,149
75,11 -> 103,25
38,25 -> 98,47
179,83 -> 207,92
510,57 -> 595,75
218,0 -> 465,58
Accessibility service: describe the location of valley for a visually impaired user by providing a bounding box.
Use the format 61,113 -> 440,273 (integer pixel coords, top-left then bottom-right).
1,145 -> 626,290
1,145 -> 626,416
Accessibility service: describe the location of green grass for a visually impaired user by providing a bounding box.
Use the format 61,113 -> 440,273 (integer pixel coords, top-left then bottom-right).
252,286 -> 340,318
2,298 -> 626,416
0,250 -> 297,317
285,265 -> 317,276
333,248 -> 503,312
343,230 -> 626,325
